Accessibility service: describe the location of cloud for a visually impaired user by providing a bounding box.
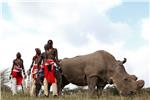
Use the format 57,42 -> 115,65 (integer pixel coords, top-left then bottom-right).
4,0 -> 125,46
0,19 -> 19,39
141,18 -> 150,43
7,0 -> 121,21
140,18 -> 150,87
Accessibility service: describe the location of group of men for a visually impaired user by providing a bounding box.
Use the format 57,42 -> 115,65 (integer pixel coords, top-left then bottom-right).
9,39 -> 62,97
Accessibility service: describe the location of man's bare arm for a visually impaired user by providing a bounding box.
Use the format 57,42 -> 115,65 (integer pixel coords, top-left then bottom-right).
55,48 -> 59,63
28,57 -> 35,75
10,60 -> 15,78
21,60 -> 26,78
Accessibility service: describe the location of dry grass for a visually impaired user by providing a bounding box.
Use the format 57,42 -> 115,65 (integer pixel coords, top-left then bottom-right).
1,88 -> 150,100
1,68 -> 150,100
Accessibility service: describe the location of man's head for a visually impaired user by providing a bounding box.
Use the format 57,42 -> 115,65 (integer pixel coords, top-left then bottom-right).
47,39 -> 53,48
35,48 -> 41,55
16,52 -> 21,59
47,39 -> 53,45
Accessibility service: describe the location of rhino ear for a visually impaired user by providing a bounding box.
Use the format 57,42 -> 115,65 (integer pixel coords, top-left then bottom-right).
122,58 -> 127,64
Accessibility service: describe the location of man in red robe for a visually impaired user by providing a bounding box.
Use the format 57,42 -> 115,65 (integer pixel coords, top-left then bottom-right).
28,48 -> 44,96
37,40 -> 61,97
10,52 -> 26,95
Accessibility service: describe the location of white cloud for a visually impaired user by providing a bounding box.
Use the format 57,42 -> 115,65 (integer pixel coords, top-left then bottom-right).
0,19 -> 20,39
4,0 -> 126,46
140,18 -> 150,87
141,18 -> 150,44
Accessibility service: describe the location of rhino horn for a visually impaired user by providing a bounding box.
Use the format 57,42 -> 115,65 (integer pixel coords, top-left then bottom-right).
122,58 -> 127,64
137,80 -> 145,89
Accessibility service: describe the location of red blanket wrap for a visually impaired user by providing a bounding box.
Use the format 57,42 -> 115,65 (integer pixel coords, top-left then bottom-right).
11,66 -> 23,85
32,64 -> 38,79
44,59 -> 56,84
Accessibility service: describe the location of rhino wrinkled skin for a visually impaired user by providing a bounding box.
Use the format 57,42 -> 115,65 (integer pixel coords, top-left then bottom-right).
60,50 -> 144,96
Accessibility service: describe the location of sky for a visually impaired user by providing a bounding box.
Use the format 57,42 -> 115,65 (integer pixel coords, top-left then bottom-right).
0,0 -> 150,88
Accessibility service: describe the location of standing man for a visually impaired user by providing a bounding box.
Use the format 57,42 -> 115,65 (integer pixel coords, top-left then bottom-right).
10,52 -> 26,95
37,44 -> 52,97
28,48 -> 44,96
37,39 -> 61,97
47,40 -> 62,96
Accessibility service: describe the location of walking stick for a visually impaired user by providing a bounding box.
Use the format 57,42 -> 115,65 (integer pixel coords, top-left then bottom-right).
21,83 -> 24,94
27,73 -> 31,92
22,74 -> 27,94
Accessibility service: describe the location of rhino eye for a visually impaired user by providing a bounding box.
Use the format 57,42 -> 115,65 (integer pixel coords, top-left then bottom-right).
124,78 -> 132,83
124,78 -> 128,81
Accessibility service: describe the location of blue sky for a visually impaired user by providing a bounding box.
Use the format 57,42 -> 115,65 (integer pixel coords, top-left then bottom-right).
2,2 -> 12,20
107,1 -> 149,50
107,2 -> 149,25
0,0 -> 150,88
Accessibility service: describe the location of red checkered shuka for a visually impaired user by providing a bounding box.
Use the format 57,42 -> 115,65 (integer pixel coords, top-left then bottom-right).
11,65 -> 23,85
44,59 -> 56,84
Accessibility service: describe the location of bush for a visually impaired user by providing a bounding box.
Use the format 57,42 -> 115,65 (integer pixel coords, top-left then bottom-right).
103,86 -> 119,96
1,85 -> 11,92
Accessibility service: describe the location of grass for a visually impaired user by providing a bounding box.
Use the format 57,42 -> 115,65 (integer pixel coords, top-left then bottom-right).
1,88 -> 150,100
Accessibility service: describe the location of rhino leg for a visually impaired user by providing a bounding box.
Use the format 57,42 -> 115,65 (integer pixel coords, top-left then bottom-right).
55,71 -> 62,95
87,76 -> 98,96
61,75 -> 70,89
97,85 -> 104,97
96,79 -> 106,96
